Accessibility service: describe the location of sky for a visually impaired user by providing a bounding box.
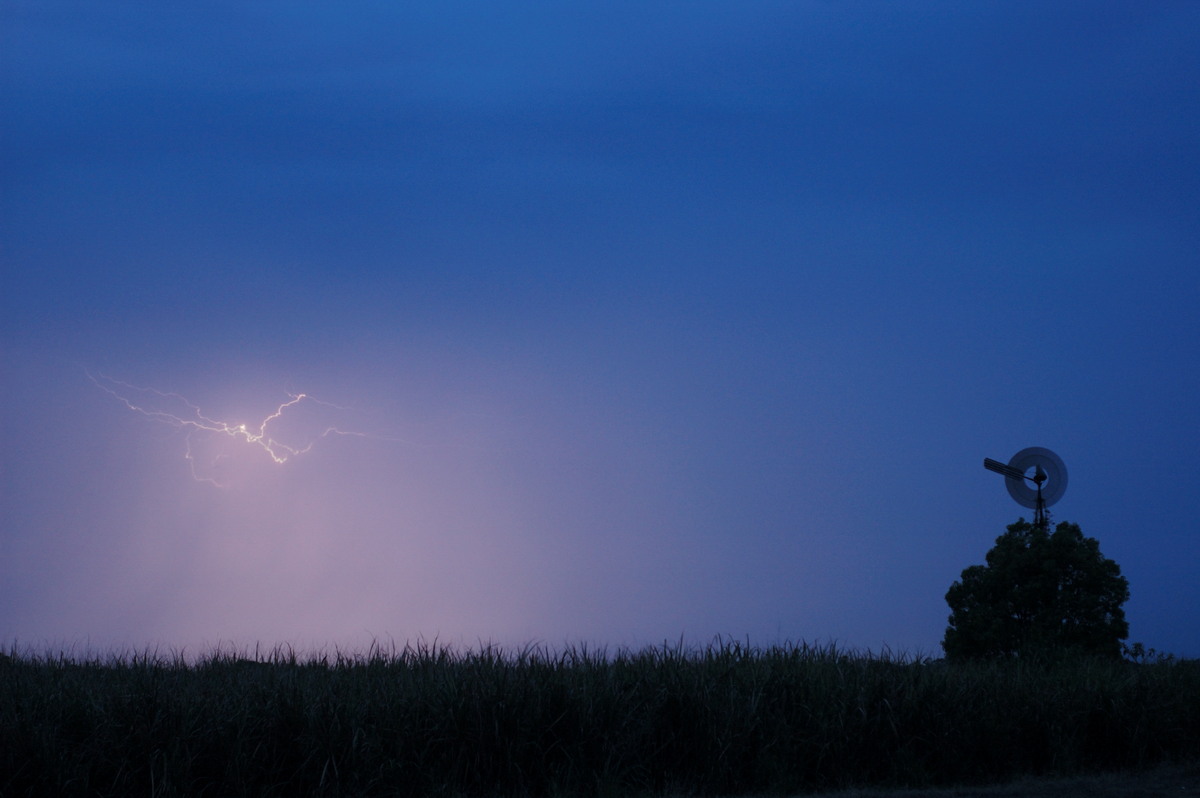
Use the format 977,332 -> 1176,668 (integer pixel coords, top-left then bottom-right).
2,1 -> 1198,659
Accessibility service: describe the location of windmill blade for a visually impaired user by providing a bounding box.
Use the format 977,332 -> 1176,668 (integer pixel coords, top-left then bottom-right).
1004,447 -> 1069,509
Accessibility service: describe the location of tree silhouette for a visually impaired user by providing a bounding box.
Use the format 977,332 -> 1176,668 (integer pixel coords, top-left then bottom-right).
943,519 -> 1129,660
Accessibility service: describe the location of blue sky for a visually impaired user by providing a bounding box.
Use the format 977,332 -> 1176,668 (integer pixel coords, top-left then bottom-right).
2,2 -> 1198,657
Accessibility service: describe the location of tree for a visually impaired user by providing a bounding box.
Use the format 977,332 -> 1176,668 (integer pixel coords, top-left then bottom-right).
943,519 -> 1129,660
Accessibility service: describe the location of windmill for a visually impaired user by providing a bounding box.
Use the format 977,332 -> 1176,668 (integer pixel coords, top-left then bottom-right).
983,447 -> 1068,530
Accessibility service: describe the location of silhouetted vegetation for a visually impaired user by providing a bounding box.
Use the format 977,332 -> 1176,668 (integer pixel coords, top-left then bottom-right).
944,520 -> 1129,660
3,639 -> 1198,797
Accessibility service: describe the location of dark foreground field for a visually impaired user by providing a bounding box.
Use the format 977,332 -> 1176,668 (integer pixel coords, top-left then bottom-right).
2,640 -> 1198,797
808,759 -> 1200,797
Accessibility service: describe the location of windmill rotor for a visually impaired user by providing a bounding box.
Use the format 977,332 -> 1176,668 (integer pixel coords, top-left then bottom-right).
983,447 -> 1068,529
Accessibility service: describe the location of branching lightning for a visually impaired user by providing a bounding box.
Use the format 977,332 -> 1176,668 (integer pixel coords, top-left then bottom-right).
89,371 -> 375,487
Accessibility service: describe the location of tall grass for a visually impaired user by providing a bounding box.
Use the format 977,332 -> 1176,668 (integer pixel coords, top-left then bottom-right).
2,639 -> 1198,797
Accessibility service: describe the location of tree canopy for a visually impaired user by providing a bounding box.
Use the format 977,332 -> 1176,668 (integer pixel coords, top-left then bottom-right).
943,520 -> 1129,660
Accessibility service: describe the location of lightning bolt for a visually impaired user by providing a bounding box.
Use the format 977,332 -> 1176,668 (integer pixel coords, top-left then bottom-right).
88,371 -> 373,487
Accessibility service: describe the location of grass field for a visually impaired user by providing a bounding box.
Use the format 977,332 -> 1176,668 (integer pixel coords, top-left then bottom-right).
2,639 -> 1197,797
